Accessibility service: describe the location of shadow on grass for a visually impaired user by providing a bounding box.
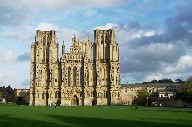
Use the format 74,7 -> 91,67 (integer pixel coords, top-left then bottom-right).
50,115 -> 192,127
0,114 -> 191,127
0,114 -> 67,127
134,107 -> 192,113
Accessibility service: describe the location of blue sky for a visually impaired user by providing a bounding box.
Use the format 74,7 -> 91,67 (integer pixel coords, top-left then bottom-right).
0,0 -> 192,88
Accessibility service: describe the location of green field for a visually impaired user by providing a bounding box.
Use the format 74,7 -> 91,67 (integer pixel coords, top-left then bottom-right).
0,104 -> 192,127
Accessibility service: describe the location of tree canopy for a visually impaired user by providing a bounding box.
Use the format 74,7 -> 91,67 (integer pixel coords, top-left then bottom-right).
142,78 -> 174,84
176,77 -> 192,102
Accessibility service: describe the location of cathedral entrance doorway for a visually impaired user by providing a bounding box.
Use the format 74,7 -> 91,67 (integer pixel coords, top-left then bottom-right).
72,95 -> 79,106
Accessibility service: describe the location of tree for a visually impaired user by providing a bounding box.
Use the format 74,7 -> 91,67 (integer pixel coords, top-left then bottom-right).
175,79 -> 184,83
176,77 -> 192,102
158,78 -> 174,83
136,89 -> 150,106
151,79 -> 158,83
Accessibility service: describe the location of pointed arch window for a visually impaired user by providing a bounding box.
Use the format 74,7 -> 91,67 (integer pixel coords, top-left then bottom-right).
73,67 -> 77,86
68,67 -> 71,86
80,67 -> 84,86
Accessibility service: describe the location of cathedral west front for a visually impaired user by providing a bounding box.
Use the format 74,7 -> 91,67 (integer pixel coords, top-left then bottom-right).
29,29 -> 121,106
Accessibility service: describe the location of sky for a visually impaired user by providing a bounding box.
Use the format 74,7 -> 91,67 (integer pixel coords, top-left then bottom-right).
0,0 -> 192,89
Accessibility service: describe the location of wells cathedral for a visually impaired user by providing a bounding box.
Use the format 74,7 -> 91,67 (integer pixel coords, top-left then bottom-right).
30,29 -> 121,106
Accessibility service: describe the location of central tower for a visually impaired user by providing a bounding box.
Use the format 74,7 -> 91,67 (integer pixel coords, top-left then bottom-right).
60,36 -> 91,106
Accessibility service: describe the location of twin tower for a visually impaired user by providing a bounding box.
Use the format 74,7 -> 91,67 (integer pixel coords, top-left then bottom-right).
30,29 -> 121,106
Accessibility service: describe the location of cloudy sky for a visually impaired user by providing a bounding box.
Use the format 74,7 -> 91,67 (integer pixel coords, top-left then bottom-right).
0,0 -> 192,88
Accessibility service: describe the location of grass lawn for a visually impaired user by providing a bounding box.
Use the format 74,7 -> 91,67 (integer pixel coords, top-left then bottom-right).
0,104 -> 192,127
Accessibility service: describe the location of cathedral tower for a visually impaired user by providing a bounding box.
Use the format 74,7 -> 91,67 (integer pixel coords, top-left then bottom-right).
30,30 -> 60,106
93,29 -> 121,105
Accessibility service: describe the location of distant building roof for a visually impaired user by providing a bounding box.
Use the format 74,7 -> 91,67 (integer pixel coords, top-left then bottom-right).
158,89 -> 177,92
121,83 -> 180,88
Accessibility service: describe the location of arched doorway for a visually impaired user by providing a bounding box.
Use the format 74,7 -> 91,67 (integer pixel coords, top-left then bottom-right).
72,95 -> 79,106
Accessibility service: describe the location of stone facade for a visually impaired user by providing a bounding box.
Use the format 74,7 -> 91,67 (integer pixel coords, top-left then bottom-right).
14,89 -> 30,104
30,29 -> 121,106
121,83 -> 180,105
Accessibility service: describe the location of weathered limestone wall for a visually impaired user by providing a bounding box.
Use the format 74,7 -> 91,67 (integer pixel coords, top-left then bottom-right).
93,29 -> 121,105
30,29 -> 121,106
30,30 -> 60,106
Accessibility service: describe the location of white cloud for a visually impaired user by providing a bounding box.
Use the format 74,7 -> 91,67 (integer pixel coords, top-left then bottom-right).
83,10 -> 97,17
129,43 -> 184,63
35,22 -> 59,31
115,25 -> 158,46
0,25 -> 34,44
3,29 -> 32,42
164,55 -> 192,74
94,23 -> 119,30
0,49 -> 31,63
143,73 -> 164,82
0,56 -> 30,88
0,69 -> 25,88
0,0 -> 127,10
0,0 -> 21,9
0,50 -> 17,63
